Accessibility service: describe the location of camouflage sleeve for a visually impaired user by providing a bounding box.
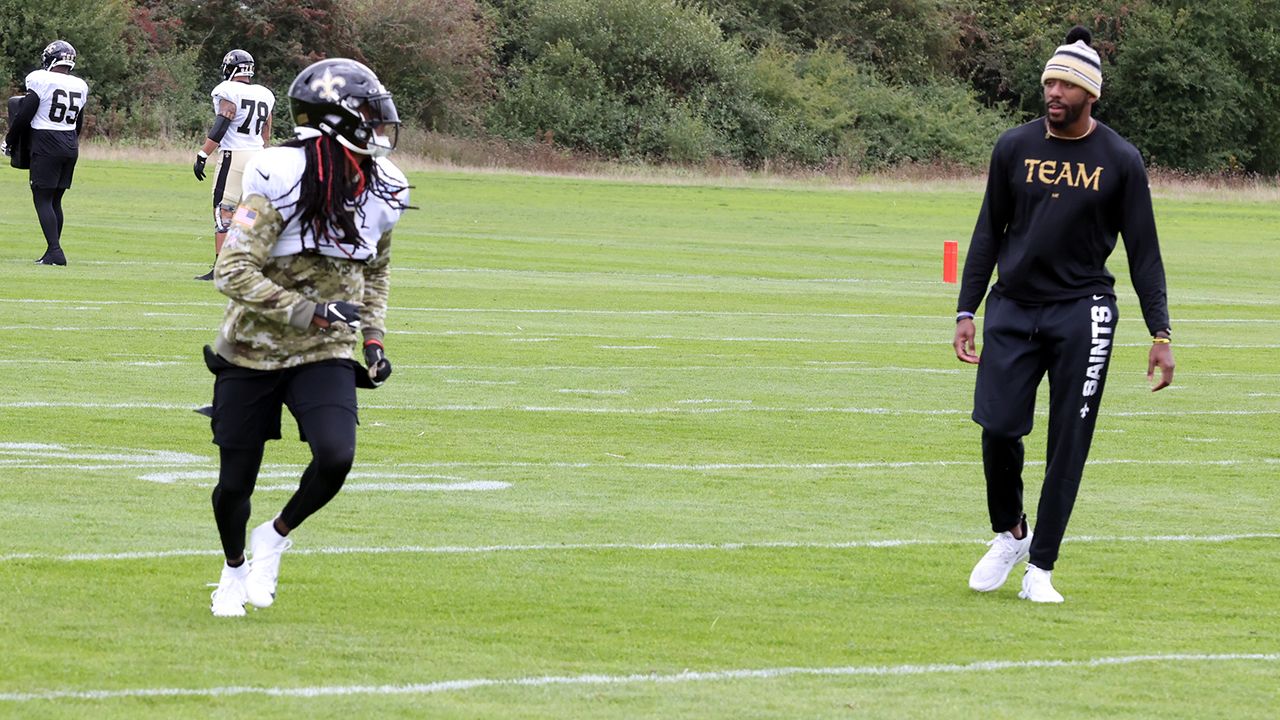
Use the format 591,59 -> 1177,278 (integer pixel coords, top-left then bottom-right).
213,194 -> 317,330
360,230 -> 393,344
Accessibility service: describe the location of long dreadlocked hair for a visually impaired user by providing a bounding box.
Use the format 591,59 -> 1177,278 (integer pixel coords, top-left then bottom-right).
277,133 -> 414,256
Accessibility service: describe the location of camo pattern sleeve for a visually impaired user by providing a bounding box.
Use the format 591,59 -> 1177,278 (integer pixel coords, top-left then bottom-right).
359,230 -> 392,345
212,192 -> 372,370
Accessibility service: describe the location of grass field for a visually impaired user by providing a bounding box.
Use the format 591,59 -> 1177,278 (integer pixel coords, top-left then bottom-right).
0,158 -> 1277,718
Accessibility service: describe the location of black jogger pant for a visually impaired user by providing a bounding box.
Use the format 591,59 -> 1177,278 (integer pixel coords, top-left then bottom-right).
972,292 -> 1118,570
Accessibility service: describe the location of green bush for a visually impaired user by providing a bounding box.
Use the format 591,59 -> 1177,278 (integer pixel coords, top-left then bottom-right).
489,40 -> 637,154
349,0 -> 494,133
747,44 -> 1009,168
701,0 -> 959,83
488,0 -> 753,160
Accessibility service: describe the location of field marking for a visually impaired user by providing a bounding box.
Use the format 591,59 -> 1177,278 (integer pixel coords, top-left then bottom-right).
257,481 -> 511,493
5,444 -> 1269,476
136,470 -> 511,493
4,359 -> 1280,382
14,296 -> 1280,316
3,532 -> 1276,565
1,652 -> 1275,703
6,325 -> 1280,349
3,401 -> 1276,417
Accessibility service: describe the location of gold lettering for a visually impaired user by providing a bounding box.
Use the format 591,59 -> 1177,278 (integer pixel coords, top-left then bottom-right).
1054,162 -> 1075,187
1037,160 -> 1058,185
1077,164 -> 1103,191
1024,159 -> 1039,184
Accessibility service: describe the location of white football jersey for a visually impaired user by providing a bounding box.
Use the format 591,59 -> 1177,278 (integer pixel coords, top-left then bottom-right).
211,80 -> 276,151
241,146 -> 410,261
24,69 -> 89,132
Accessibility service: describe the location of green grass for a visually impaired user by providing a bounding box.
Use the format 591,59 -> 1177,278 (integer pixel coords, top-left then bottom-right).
0,159 -> 1277,718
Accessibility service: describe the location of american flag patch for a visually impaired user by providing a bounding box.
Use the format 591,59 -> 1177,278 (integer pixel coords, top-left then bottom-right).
232,207 -> 258,226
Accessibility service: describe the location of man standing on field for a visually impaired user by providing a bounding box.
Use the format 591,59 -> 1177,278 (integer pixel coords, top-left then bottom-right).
192,49 -> 275,281
2,40 -> 88,265
952,26 -> 1175,603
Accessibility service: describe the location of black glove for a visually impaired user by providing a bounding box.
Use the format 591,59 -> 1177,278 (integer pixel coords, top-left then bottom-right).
315,300 -> 362,332
193,152 -> 208,181
363,339 -> 392,386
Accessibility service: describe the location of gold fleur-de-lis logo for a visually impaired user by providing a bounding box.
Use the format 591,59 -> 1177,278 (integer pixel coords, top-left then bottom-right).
311,68 -> 346,102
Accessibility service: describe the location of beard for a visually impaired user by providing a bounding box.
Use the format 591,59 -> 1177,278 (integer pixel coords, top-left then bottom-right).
1046,96 -> 1088,130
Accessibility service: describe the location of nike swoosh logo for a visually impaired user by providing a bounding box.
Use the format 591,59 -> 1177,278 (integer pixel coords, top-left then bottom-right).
1092,295 -> 1105,300
257,170 -> 270,180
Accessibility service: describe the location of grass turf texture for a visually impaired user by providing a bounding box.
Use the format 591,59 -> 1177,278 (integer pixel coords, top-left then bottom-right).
0,160 -> 1277,718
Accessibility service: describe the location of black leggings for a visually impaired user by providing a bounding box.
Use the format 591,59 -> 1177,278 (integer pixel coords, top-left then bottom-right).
211,404 -> 356,561
31,187 -> 66,252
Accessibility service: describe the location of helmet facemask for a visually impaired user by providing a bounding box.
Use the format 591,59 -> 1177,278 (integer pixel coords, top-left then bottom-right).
341,94 -> 400,158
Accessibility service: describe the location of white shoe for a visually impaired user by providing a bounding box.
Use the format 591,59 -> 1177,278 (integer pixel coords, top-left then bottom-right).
968,529 -> 1032,591
245,520 -> 293,608
1019,564 -> 1065,603
210,562 -> 249,617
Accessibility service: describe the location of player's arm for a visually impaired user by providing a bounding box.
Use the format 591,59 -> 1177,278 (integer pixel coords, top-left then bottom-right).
261,111 -> 273,148
194,99 -> 237,179
360,230 -> 392,345
358,230 -> 394,384
213,194 -> 321,330
1118,155 -> 1175,391
201,98 -> 237,155
954,139 -> 1012,363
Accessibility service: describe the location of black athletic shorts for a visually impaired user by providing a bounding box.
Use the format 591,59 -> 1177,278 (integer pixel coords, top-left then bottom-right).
29,153 -> 77,189
206,350 -> 360,449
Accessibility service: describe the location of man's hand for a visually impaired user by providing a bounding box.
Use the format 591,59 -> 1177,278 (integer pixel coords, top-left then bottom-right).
313,300 -> 362,332
363,339 -> 392,386
1147,343 -> 1175,391
1,140 -> 9,157
193,151 -> 208,181
954,318 -> 980,364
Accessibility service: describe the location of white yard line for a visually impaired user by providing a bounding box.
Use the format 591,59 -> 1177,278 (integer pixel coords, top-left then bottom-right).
2,401 -> 1276,416
12,296 -> 1280,318
0,652 -> 1275,703
3,533 -> 1276,564
5,325 -> 1280,348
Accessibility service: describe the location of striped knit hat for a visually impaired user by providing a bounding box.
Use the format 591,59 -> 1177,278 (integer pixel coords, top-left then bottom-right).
1041,26 -> 1102,98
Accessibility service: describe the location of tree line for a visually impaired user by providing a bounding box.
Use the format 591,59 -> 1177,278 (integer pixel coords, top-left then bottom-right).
2,0 -> 1277,173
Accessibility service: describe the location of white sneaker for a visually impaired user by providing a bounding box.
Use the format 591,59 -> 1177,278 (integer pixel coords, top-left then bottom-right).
245,520 -> 293,608
968,530 -> 1032,591
1019,564 -> 1065,603
210,562 -> 249,617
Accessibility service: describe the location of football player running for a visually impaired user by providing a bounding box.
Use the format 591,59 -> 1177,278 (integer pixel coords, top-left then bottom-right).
3,40 -> 89,265
192,49 -> 276,281
204,58 -> 410,617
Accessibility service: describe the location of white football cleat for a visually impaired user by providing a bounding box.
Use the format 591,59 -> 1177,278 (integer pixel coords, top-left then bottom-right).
245,520 -> 293,608
968,529 -> 1032,592
210,562 -> 249,617
1019,564 -> 1065,603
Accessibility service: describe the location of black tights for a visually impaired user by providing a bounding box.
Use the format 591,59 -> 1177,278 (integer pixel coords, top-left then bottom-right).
211,405 -> 356,561
31,187 -> 66,253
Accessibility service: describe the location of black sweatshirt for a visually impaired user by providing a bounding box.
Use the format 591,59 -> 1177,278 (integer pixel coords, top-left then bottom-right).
957,118 -> 1171,335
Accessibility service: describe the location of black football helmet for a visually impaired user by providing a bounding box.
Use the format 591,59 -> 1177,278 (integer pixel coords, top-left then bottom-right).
221,49 -> 255,81
289,58 -> 400,157
42,40 -> 76,71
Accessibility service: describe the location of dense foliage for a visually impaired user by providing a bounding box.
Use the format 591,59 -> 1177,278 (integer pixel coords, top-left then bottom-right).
2,0 -> 1278,172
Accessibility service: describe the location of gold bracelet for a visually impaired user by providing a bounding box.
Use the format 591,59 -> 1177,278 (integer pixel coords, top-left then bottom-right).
1152,337 -> 1171,345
